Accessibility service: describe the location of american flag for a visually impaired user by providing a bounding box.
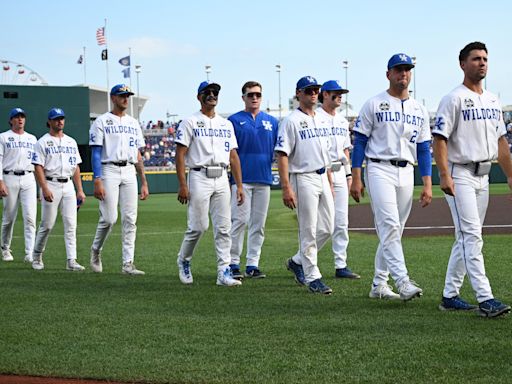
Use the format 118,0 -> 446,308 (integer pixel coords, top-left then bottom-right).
96,27 -> 106,46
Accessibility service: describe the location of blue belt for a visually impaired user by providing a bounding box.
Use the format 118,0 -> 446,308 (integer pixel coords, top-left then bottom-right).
315,168 -> 326,175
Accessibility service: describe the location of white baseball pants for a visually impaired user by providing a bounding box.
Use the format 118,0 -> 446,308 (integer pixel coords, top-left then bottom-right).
331,168 -> 350,269
230,183 -> 270,268
33,179 -> 77,260
178,169 -> 232,272
1,173 -> 37,258
91,164 -> 138,264
365,161 -> 413,287
289,172 -> 334,284
443,164 -> 493,303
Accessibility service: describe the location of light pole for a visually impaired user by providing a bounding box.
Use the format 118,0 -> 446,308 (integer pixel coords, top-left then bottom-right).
342,60 -> 349,118
275,64 -> 282,120
411,56 -> 417,99
205,65 -> 211,81
135,64 -> 142,121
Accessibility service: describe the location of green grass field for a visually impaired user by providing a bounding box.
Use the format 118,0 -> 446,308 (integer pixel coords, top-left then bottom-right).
0,186 -> 511,383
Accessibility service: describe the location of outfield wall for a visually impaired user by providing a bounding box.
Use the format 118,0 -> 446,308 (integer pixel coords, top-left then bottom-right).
80,163 -> 508,195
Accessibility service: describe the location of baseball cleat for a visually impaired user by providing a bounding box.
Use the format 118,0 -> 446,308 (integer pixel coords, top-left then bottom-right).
24,254 -> 33,263
31,254 -> 44,271
369,284 -> 401,300
286,258 -> 305,285
335,267 -> 361,279
308,279 -> 333,295
122,262 -> 145,275
216,267 -> 242,287
177,258 -> 193,284
478,299 -> 511,318
439,296 -> 478,311
244,267 -> 266,279
90,248 -> 103,273
398,280 -> 423,301
2,249 -> 14,262
229,264 -> 243,280
66,259 -> 85,272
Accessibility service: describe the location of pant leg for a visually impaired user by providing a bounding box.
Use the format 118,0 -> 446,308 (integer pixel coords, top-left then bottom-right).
61,181 -> 78,260
331,170 -> 350,269
33,182 -> 62,257
1,175 -> 21,252
246,185 -> 270,268
119,165 -> 138,264
210,172 -> 232,272
20,174 -> 37,258
229,183 -> 252,266
316,174 -> 335,253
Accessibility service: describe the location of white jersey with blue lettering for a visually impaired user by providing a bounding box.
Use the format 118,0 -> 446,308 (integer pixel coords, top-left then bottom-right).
354,91 -> 431,164
0,130 -> 37,178
32,133 -> 82,178
89,112 -> 145,163
275,108 -> 331,173
433,85 -> 506,164
175,111 -> 238,168
315,107 -> 351,163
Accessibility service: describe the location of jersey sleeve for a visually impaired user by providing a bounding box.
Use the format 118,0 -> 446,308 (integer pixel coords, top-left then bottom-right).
274,117 -> 295,156
31,141 -> 45,166
89,118 -> 104,146
417,105 -> 432,144
137,121 -> 145,148
175,118 -> 192,147
433,94 -> 459,139
74,139 -> 83,165
227,120 -> 238,151
353,100 -> 373,137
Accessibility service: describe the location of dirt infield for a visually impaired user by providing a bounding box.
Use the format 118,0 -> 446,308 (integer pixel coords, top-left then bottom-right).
349,194 -> 512,236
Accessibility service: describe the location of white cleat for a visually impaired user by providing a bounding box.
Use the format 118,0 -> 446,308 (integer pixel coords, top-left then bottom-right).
32,255 -> 44,271
67,259 -> 85,272
24,254 -> 33,263
216,267 -> 242,287
122,262 -> 145,275
90,249 -> 103,273
2,249 -> 14,262
398,280 -> 423,301
369,284 -> 401,300
177,258 -> 193,284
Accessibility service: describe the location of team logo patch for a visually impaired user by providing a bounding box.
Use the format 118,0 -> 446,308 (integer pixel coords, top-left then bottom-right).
175,130 -> 183,140
434,117 -> 445,132
106,119 -> 113,125
90,133 -> 96,142
378,101 -> 390,111
300,121 -> 308,129
47,141 -> 54,146
8,137 -> 14,142
262,120 -> 273,131
354,117 -> 362,129
399,54 -> 408,61
276,136 -> 284,147
464,98 -> 474,108
197,121 -> 205,128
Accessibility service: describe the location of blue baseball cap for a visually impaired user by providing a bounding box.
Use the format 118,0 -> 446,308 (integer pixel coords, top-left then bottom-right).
321,80 -> 349,94
387,53 -> 415,70
197,81 -> 221,94
48,108 -> 65,120
110,84 -> 134,96
296,76 -> 321,90
9,108 -> 26,119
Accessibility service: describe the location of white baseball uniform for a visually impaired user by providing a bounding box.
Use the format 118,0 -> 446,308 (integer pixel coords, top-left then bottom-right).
316,106 -> 352,269
354,91 -> 430,287
275,108 -> 334,284
89,112 -> 145,264
433,84 -> 506,303
175,111 -> 239,272
0,130 -> 37,260
32,133 -> 82,261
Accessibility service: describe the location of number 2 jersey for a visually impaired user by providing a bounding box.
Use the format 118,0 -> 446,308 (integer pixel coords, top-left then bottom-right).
354,91 -> 431,164
32,133 -> 82,178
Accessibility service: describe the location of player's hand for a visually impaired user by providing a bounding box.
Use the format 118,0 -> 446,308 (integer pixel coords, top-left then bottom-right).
177,184 -> 189,205
140,183 -> 149,200
419,186 -> 432,208
346,176 -> 353,191
42,186 -> 53,202
236,187 -> 244,206
93,178 -> 106,201
0,181 -> 8,197
439,175 -> 455,196
350,177 -> 364,203
282,185 -> 297,210
76,190 -> 86,206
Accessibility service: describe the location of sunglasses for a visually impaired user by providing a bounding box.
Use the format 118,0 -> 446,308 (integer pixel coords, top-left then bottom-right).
303,87 -> 320,95
201,89 -> 219,96
244,92 -> 262,99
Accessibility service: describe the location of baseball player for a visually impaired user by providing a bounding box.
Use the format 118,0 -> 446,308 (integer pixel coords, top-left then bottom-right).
89,84 -> 149,275
175,80 -> 244,287
228,81 -> 278,279
31,108 -> 86,271
277,76 -> 335,295
350,54 -> 432,301
317,80 -> 360,279
0,108 -> 37,263
433,42 -> 512,317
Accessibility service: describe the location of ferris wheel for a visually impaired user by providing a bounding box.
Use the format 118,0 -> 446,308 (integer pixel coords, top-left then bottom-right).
0,59 -> 48,85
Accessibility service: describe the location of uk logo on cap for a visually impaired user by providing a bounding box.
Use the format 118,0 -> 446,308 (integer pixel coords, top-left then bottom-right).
296,76 -> 320,90
48,107 -> 65,120
387,53 -> 415,70
9,108 -> 26,119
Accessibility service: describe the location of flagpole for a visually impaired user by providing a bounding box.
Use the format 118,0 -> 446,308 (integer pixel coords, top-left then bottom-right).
129,47 -> 133,116
104,18 -> 110,111
82,46 -> 87,84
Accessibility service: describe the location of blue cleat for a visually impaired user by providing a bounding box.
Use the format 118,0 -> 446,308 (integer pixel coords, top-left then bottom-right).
229,264 -> 243,280
439,296 -> 478,311
244,267 -> 266,279
478,299 -> 511,318
285,258 -> 305,286
335,267 -> 361,279
308,279 -> 333,295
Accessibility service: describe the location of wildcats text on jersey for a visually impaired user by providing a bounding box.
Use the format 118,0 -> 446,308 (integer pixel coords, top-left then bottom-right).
5,141 -> 34,150
461,107 -> 501,121
192,128 -> 232,138
104,125 -> 138,135
375,111 -> 425,127
299,127 -> 330,140
44,146 -> 78,155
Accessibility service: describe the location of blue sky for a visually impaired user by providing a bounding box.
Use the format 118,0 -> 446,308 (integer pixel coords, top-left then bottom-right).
1,0 -> 510,122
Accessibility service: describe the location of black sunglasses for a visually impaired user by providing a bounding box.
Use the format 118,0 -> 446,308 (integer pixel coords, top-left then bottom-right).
303,87 -> 320,95
201,89 -> 219,96
244,92 -> 262,99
